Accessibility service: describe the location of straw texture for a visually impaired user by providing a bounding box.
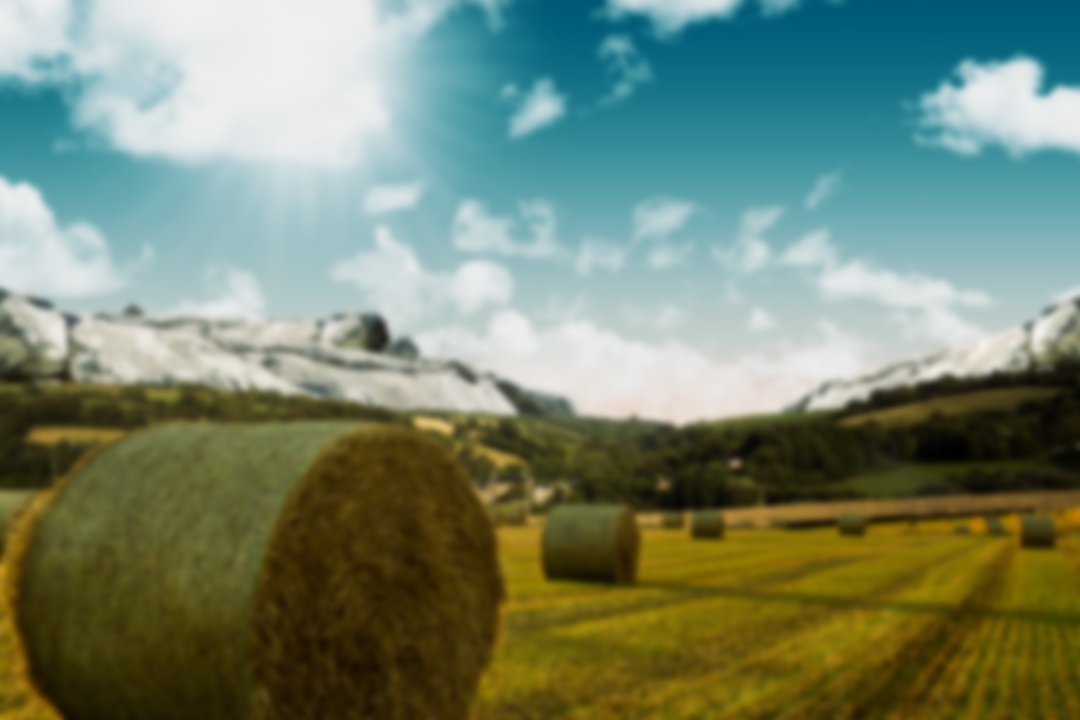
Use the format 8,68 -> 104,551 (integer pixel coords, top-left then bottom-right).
541,504 -> 639,584
4,421 -> 504,720
983,515 -> 1008,536
661,512 -> 684,529
1020,515 -> 1056,548
838,513 -> 866,537
489,501 -> 528,527
690,511 -> 724,539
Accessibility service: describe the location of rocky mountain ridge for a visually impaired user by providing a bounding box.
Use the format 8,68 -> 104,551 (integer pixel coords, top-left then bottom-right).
788,296 -> 1080,412
0,289 -> 575,418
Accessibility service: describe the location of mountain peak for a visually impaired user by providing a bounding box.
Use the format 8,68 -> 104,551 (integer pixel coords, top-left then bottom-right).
788,297 -> 1080,413
0,291 -> 576,418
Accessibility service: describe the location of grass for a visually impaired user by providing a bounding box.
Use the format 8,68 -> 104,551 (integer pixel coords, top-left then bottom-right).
23,427 -> 127,447
847,460 -> 1043,498
6,514 -> 1080,719
839,386 -> 1065,428
691,410 -> 836,433
472,518 -> 1080,719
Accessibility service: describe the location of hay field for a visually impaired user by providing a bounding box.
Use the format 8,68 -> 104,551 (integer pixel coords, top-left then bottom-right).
839,386 -> 1064,428
475,518 -> 1080,719
23,426 -> 127,447
5,515 -> 1080,719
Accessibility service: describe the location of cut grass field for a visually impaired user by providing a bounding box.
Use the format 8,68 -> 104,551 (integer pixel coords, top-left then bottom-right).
839,386 -> 1065,428
474,518 -> 1080,719
23,426 -> 127,447
5,514 -> 1080,719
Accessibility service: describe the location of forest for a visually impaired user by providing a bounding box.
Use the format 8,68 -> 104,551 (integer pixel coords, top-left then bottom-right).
3,359 -> 1080,508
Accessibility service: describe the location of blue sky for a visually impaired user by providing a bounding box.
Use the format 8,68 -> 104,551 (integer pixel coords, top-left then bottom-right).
0,0 -> 1078,422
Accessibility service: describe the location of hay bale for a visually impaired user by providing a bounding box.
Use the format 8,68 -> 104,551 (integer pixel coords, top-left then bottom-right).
542,504 -> 639,584
690,510 -> 724,539
0,491 -> 36,558
983,515 -> 1008,536
954,523 -> 971,535
490,501 -> 528,527
661,511 -> 685,529
1021,515 -> 1056,548
838,513 -> 866,537
4,421 -> 503,720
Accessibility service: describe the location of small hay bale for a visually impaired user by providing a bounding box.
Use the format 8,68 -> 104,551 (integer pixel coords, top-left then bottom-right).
839,513 -> 866,537
493,501 -> 528,527
661,511 -> 685,529
542,504 -> 639,584
4,421 -> 504,720
0,491 -> 36,558
690,510 -> 724,539
1021,515 -> 1056,549
983,515 -> 1008,536
954,523 -> 971,535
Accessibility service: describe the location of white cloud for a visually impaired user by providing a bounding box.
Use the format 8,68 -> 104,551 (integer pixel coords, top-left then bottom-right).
713,205 -> 783,274
647,242 -> 693,269
602,0 -> 744,37
171,266 -> 265,319
504,78 -> 568,139
602,0 -> 819,37
759,0 -> 802,16
453,199 -> 562,259
804,172 -> 841,210
597,35 -> 654,106
0,174 -> 136,297
748,307 -> 776,332
450,261 -> 515,315
575,237 -> 627,275
0,0 -> 506,166
418,311 -> 870,424
0,0 -> 71,82
740,205 -> 784,237
914,56 -> 1080,158
817,260 -> 992,315
632,197 -> 696,240
330,225 -> 512,329
781,229 -> 836,267
779,229 -> 992,346
362,182 -> 424,216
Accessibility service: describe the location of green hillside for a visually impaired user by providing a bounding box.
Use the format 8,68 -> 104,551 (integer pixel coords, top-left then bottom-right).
840,386 -> 1065,428
3,358 -> 1080,506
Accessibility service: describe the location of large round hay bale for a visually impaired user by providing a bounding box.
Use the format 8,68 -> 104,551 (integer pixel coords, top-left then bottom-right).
661,511 -> 684,529
690,510 -> 724,539
838,513 -> 866,537
0,491 -> 36,558
542,504 -> 639,584
1020,515 -> 1056,548
4,421 -> 504,720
